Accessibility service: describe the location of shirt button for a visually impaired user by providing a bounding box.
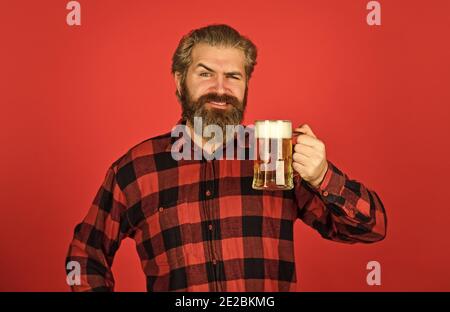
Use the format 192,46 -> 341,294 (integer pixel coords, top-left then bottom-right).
206,190 -> 211,197
158,207 -> 164,212
208,224 -> 213,231
212,259 -> 217,265
323,191 -> 329,197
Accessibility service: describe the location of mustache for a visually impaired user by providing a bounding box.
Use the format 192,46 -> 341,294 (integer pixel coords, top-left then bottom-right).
196,92 -> 241,107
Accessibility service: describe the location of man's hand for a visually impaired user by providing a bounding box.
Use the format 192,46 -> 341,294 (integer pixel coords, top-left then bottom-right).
292,124 -> 329,188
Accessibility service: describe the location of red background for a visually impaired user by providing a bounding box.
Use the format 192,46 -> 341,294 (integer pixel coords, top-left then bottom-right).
1,0 -> 449,291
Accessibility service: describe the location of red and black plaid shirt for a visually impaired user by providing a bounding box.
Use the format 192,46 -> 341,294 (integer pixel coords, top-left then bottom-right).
66,119 -> 387,292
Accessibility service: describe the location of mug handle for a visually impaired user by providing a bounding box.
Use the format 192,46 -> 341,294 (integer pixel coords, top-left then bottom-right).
292,130 -> 305,180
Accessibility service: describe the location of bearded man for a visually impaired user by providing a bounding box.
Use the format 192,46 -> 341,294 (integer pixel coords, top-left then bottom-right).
66,24 -> 387,292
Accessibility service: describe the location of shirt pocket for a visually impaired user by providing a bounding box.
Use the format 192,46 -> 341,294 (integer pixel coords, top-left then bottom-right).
144,200 -> 203,270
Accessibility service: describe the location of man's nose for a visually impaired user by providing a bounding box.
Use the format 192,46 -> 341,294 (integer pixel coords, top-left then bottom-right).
211,75 -> 227,94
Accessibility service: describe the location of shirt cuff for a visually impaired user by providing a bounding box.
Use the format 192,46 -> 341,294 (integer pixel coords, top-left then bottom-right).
312,160 -> 346,199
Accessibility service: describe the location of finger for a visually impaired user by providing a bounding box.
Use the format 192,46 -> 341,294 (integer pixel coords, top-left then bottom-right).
296,134 -> 318,147
294,143 -> 315,156
293,152 -> 310,165
292,161 -> 306,174
294,124 -> 316,138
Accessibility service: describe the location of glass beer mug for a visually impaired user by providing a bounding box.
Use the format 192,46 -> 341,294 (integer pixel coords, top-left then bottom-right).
252,120 -> 298,191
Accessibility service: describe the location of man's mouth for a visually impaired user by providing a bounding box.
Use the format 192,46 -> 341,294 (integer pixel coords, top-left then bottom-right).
206,101 -> 229,110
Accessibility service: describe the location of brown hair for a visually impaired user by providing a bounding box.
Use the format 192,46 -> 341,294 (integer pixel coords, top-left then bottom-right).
171,24 -> 258,87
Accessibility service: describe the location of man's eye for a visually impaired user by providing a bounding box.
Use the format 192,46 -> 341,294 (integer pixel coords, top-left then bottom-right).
199,72 -> 211,77
227,75 -> 240,80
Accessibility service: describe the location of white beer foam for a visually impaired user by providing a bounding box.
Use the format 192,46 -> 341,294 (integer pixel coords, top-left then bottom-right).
255,120 -> 292,138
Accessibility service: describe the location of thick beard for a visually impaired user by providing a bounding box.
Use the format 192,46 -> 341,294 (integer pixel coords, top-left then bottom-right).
179,81 -> 247,143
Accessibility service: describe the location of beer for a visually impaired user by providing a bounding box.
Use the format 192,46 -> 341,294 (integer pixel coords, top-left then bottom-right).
252,120 -> 294,190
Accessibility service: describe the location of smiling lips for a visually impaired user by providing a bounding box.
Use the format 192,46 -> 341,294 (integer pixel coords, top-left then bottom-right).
206,101 -> 229,110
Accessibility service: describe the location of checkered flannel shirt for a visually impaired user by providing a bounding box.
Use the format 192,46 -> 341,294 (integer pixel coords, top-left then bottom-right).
66,119 -> 387,291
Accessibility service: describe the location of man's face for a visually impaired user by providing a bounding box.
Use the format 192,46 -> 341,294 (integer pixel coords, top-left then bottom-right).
175,43 -> 248,138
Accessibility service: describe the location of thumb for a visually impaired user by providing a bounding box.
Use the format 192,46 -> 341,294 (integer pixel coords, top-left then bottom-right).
294,124 -> 316,138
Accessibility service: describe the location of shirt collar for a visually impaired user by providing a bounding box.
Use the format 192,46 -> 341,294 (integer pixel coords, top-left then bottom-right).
165,118 -> 253,159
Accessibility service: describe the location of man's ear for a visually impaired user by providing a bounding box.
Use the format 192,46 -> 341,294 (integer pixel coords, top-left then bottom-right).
174,72 -> 182,96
